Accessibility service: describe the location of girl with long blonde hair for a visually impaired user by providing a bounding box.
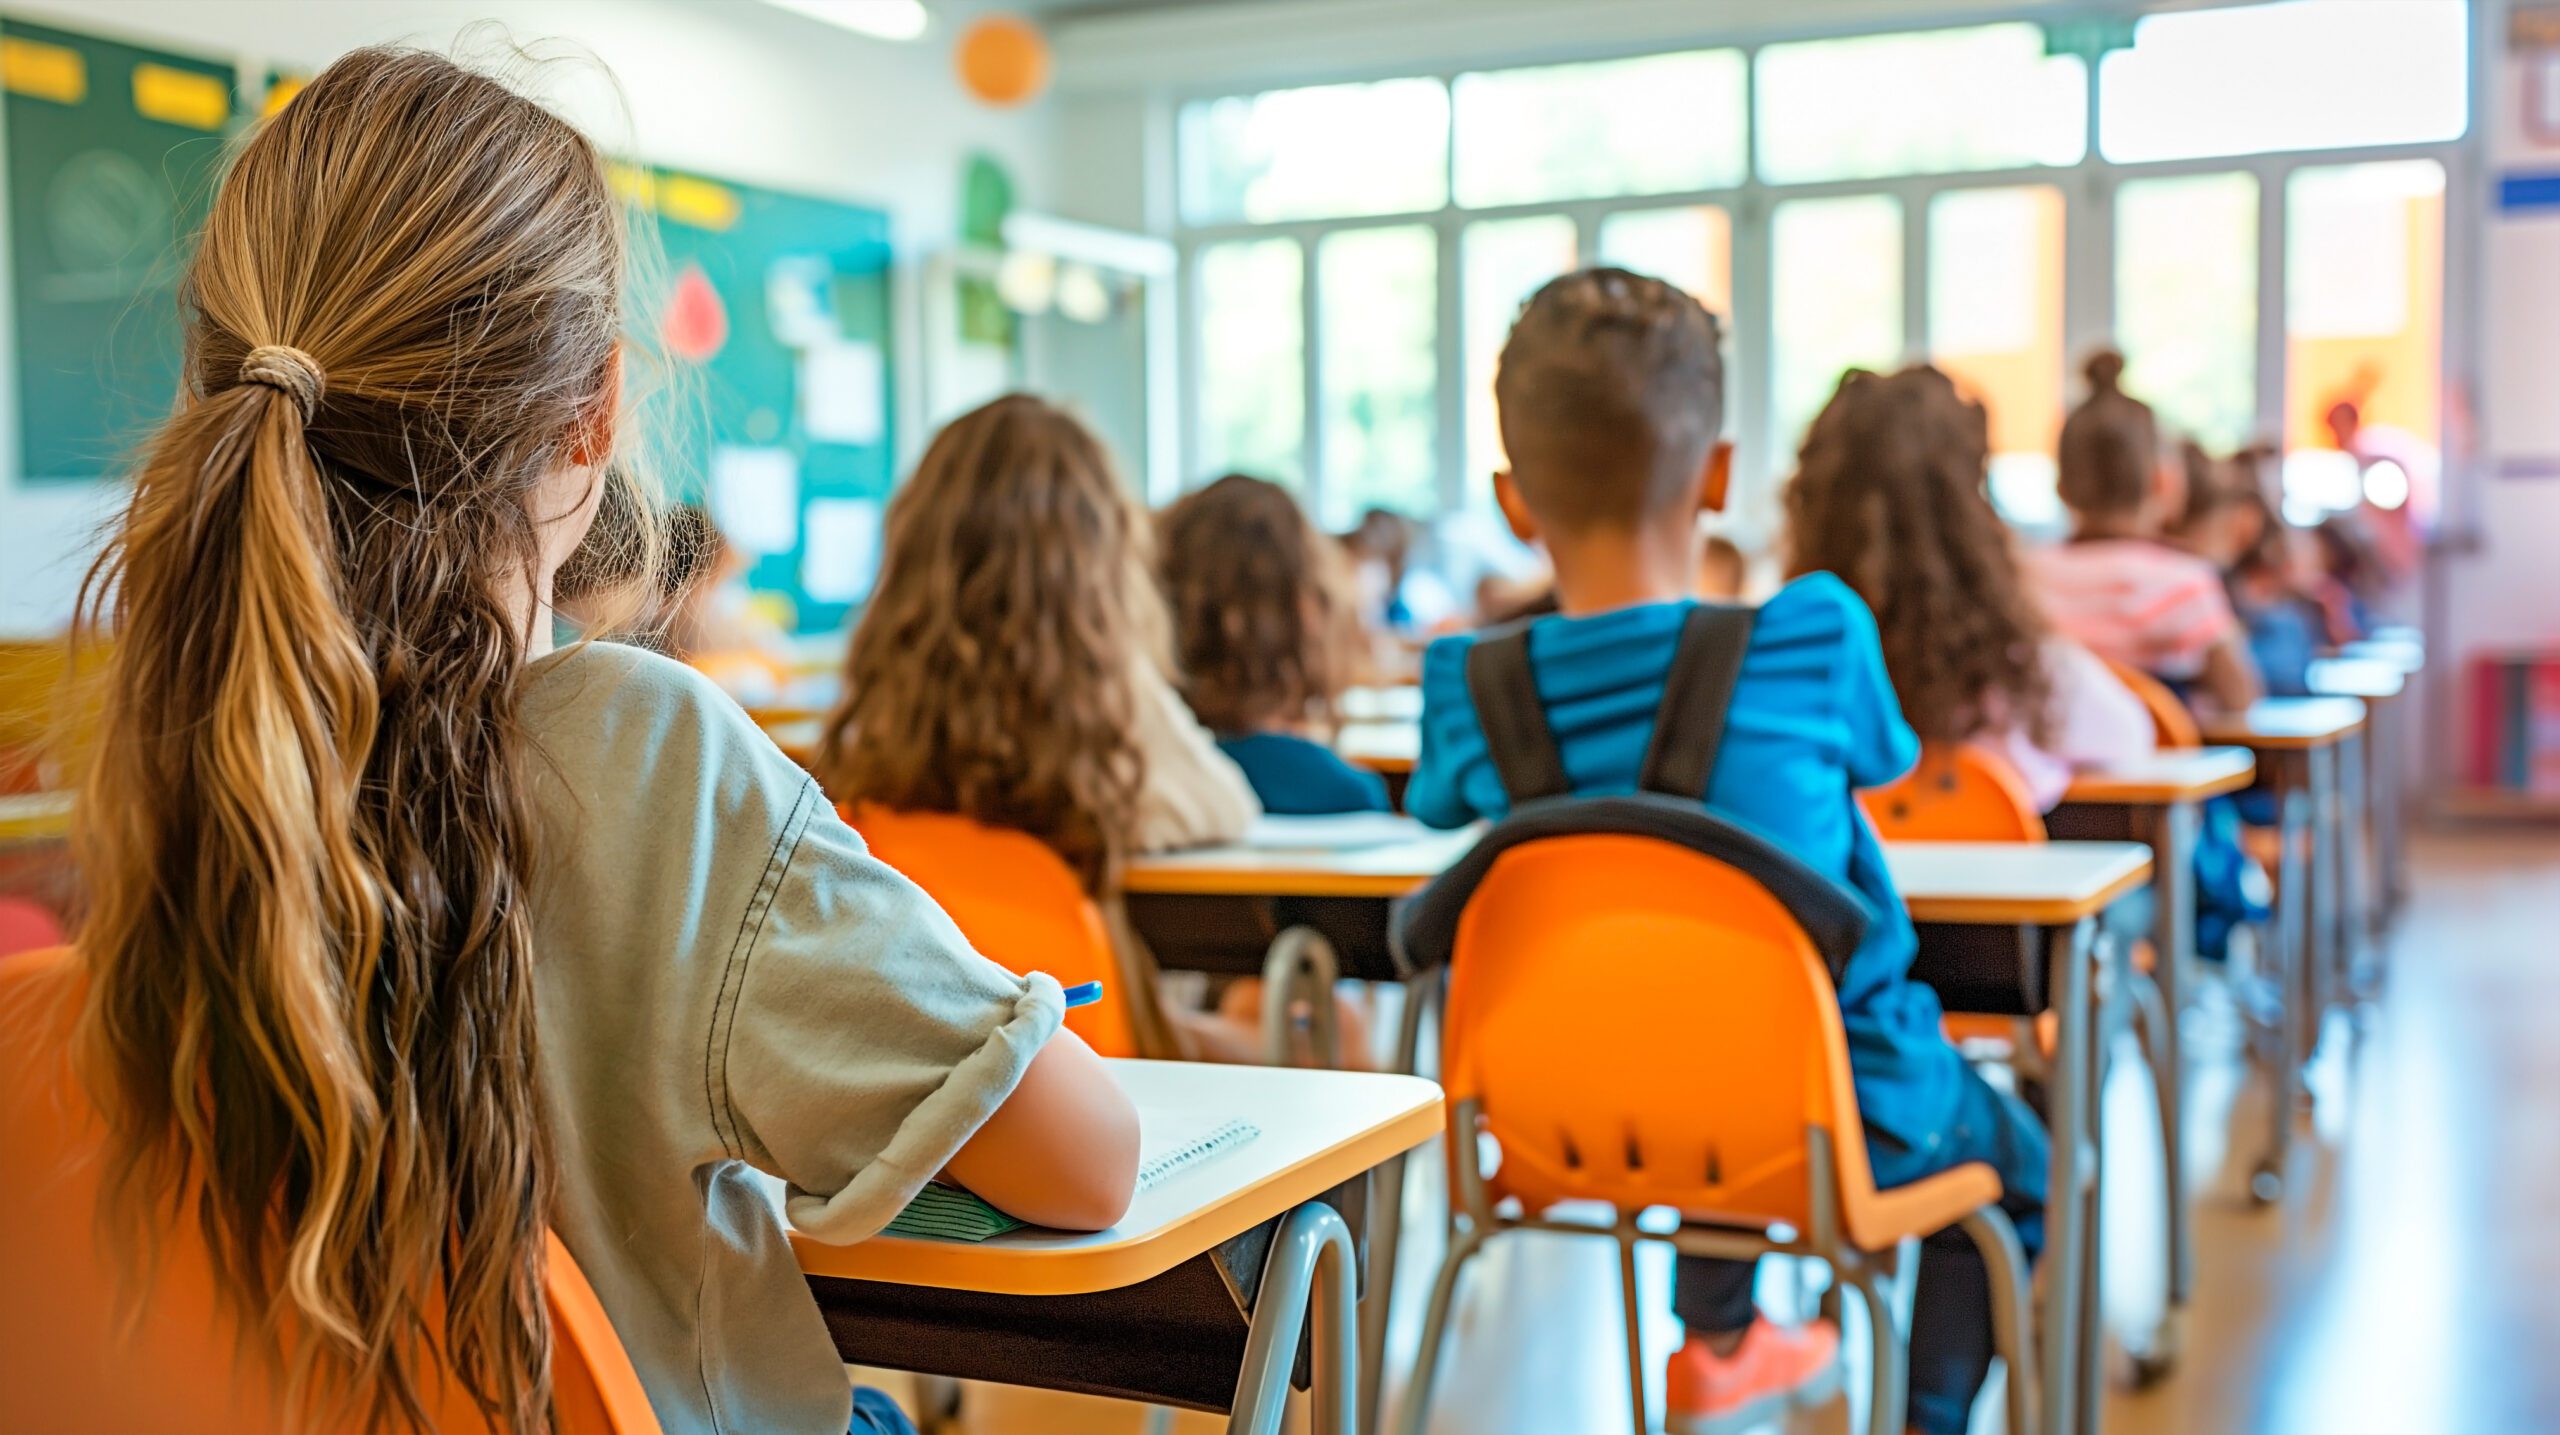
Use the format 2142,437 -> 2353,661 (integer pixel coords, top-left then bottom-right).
820,395 -> 1261,1057
28,47 -> 1134,1435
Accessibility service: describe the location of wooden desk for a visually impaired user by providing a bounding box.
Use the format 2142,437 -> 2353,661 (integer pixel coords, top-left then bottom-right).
799,1060 -> 1440,1435
1122,825 -> 1474,901
1887,839 -> 2150,925
1338,685 -> 1422,723
0,792 -> 71,847
2198,696 -> 2369,1206
2047,746 -> 2255,1342
1334,721 -> 1418,777
2309,658 -> 2411,931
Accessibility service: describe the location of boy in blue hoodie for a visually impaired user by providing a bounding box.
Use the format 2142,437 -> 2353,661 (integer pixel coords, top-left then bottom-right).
1407,269 -> 2046,1435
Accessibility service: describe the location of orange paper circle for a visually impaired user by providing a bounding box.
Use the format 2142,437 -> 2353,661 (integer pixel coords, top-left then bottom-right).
956,14 -> 1050,108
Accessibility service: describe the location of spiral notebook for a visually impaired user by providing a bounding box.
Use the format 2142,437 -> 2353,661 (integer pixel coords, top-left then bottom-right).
884,1118 -> 1262,1243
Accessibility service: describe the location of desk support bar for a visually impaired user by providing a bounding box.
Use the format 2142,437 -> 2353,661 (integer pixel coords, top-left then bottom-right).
1230,1201 -> 1358,1435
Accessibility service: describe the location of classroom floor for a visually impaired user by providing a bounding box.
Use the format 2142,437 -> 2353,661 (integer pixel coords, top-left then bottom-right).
917,827 -> 2560,1435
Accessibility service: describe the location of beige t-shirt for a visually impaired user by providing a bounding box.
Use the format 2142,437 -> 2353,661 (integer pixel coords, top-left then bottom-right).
522,642 -> 1063,1435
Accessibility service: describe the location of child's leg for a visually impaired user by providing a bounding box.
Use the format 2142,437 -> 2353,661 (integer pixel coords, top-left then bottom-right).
1673,1255 -> 1759,1341
1902,1068 -> 2049,1435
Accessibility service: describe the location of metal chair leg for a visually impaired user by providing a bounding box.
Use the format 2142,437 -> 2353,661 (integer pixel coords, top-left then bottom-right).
2125,965 -> 2182,1385
1959,1206 -> 2038,1435
1229,1201 -> 1359,1435
1845,1262 -> 1906,1435
1615,1216 -> 1650,1435
1394,1223 -> 1489,1435
1260,926 -> 1342,1069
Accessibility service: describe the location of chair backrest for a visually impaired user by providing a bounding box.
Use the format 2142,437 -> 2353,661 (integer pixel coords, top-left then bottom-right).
1437,834 -> 1888,1243
0,947 -> 662,1434
844,803 -> 1139,1058
2104,658 -> 2203,750
1860,744 -> 2048,843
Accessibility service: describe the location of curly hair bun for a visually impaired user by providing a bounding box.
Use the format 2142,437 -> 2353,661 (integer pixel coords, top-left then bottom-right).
2083,348 -> 2128,395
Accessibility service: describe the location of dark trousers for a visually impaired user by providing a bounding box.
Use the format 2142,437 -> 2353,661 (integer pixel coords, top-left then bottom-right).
1673,1062 -> 2048,1435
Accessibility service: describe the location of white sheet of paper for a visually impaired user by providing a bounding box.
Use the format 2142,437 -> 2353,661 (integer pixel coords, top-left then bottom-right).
800,496 -> 881,603
708,445 -> 800,556
766,257 -> 840,349
1242,812 -> 1434,851
800,338 -> 885,445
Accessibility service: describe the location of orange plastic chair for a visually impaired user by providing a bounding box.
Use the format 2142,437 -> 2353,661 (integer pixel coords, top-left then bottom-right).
0,946 -> 661,1433
2104,658 -> 2203,751
1394,836 -> 2034,1435
845,803 -> 1140,1058
1861,744 -> 2048,843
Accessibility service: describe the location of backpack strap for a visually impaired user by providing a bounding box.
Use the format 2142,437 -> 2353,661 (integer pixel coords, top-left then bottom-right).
1636,603 -> 1759,800
1464,625 -> 1571,805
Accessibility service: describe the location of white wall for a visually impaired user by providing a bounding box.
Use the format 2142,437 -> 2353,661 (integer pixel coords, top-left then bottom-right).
0,0 -> 1055,633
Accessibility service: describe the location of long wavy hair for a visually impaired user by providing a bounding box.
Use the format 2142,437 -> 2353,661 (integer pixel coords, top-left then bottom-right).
71,48 -> 642,1432
819,395 -> 1164,895
1157,473 -> 1359,736
1785,366 -> 2054,747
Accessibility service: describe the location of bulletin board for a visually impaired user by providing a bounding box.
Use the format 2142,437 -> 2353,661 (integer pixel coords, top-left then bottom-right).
624,164 -> 896,634
0,19 -> 235,484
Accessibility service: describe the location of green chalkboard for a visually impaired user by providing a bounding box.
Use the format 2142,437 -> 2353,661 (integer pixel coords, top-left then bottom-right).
1,19 -> 234,484
628,164 -> 895,634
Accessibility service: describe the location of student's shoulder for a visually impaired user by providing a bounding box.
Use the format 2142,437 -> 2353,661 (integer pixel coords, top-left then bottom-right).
1757,571 -> 1879,647
524,641 -> 794,782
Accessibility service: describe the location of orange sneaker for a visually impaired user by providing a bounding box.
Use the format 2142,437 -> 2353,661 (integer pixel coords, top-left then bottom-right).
1664,1318 -> 1842,1434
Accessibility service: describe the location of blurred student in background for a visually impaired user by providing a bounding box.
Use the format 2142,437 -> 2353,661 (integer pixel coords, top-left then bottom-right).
2028,351 -> 2262,715
1159,474 -> 1389,816
820,395 -> 1260,1060
1786,366 -> 2153,810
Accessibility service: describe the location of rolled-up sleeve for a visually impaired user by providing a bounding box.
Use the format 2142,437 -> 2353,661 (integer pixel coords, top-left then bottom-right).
716,802 -> 1066,1244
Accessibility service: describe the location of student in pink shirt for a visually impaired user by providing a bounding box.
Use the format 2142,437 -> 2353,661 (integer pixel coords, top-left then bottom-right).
1785,366 -> 2154,810
2027,352 -> 2263,716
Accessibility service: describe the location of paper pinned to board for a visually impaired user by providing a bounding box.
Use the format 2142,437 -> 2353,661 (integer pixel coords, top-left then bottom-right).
766,256 -> 840,348
801,496 -> 882,603
709,445 -> 800,556
800,338 -> 885,446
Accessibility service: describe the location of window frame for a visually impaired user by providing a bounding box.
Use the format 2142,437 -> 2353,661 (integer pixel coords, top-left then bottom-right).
1167,7 -> 2479,545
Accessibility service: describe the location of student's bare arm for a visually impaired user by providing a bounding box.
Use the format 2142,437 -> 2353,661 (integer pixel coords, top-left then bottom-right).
2200,633 -> 2264,715
945,1031 -> 1141,1230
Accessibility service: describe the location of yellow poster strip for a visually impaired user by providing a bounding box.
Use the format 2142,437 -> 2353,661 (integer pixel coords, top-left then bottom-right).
1,37 -> 85,106
133,62 -> 230,130
658,174 -> 740,232
262,75 -> 305,119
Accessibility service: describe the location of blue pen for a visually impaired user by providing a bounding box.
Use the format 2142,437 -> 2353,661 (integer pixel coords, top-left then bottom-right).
1060,980 -> 1104,1009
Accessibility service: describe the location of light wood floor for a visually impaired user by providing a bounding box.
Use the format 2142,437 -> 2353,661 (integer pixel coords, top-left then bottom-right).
899,827 -> 2560,1435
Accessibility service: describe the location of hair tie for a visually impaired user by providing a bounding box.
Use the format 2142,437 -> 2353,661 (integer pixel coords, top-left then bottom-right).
239,344 -> 325,422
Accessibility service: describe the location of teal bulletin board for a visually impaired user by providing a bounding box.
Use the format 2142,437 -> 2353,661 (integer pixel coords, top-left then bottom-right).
0,20 -> 235,484
623,164 -> 895,634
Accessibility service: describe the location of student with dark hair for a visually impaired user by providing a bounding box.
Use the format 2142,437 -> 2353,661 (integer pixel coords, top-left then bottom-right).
1407,268 -> 2046,1435
2027,351 -> 2263,714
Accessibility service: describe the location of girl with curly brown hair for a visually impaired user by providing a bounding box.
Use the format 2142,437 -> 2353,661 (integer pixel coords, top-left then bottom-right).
819,395 -> 1261,1057
1157,474 -> 1389,814
1785,365 -> 2154,809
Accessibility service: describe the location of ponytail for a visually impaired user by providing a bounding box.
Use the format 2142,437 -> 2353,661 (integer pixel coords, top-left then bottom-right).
72,48 -> 625,1432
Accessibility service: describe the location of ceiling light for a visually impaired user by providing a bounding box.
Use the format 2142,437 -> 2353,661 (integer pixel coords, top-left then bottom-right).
759,0 -> 930,43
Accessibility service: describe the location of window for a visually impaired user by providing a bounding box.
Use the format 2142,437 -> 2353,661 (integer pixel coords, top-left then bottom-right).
1771,195 -> 1903,462
1179,78 -> 1448,224
1453,50 -> 1746,207
1928,186 -> 2066,524
1195,238 -> 1303,484
1461,215 -> 1578,504
2115,173 -> 2259,451
2285,160 -> 2445,520
1318,226 -> 1438,527
1596,206 -> 1732,316
2100,0 -> 2468,164
1755,24 -> 2086,184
